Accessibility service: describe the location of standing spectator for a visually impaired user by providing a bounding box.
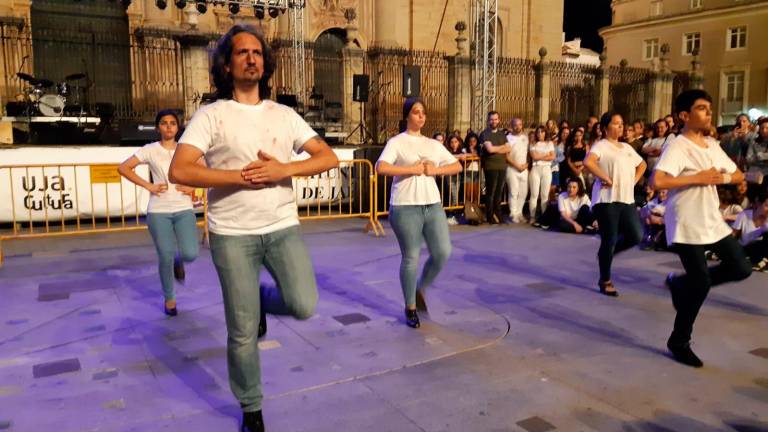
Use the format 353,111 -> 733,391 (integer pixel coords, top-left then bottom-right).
432,131 -> 445,145
584,112 -> 646,296
463,132 -> 481,204
642,119 -> 675,170
553,126 -> 570,189
633,120 -> 646,144
528,126 -> 555,225
721,113 -> 756,166
588,121 -> 603,149
480,111 -> 511,224
624,124 -> 644,154
505,118 -> 529,223
745,117 -> 768,185
444,134 -> 466,224
584,115 -> 599,142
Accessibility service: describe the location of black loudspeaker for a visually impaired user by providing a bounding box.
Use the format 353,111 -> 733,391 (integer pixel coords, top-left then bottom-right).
402,65 -> 421,97
352,74 -> 369,102
276,94 -> 298,108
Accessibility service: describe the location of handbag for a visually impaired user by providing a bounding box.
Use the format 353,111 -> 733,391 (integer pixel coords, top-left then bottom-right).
463,201 -> 484,225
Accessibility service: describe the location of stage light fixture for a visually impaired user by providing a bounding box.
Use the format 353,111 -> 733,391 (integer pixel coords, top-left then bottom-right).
254,4 -> 265,19
228,0 -> 240,14
155,0 -> 167,9
267,5 -> 279,18
175,0 -> 186,8
195,0 -> 207,13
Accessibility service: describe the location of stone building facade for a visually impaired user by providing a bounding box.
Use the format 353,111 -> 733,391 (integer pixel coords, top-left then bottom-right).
600,0 -> 768,125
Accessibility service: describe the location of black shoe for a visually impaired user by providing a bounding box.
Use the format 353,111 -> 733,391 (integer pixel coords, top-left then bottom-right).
164,304 -> 178,317
241,410 -> 264,432
598,280 -> 619,297
415,290 -> 428,313
405,309 -> 420,328
173,256 -> 185,283
667,340 -> 703,368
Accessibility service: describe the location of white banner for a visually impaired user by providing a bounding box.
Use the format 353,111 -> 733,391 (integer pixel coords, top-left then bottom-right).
0,146 -> 360,223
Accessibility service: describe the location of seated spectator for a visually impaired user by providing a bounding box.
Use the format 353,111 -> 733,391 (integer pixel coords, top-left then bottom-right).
735,179 -> 750,209
718,186 -> 744,228
642,119 -> 675,171
745,117 -> 768,185
545,178 -> 594,233
640,188 -> 668,250
733,192 -> 768,272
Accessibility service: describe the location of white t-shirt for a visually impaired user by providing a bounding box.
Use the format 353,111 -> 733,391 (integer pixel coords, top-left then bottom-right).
557,192 -> 591,219
655,135 -> 737,245
179,99 -> 318,235
378,133 -> 458,206
506,133 -> 529,171
733,209 -> 768,246
530,141 -> 555,167
642,134 -> 675,169
133,142 -> 194,214
588,139 -> 644,206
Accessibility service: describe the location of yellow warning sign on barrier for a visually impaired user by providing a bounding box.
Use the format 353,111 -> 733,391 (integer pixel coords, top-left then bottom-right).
90,165 -> 121,183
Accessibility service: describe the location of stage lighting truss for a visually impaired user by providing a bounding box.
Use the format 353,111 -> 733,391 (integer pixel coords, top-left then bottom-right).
168,0 -> 305,16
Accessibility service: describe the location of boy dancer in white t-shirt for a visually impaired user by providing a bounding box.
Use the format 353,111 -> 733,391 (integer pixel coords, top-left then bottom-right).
651,90 -> 752,368
169,25 -> 339,431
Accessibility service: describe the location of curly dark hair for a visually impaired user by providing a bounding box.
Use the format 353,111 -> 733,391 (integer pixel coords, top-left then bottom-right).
210,25 -> 276,100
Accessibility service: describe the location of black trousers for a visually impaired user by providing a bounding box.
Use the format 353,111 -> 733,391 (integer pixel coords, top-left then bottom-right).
483,168 -> 507,222
593,203 -> 643,282
558,205 -> 595,233
669,235 -> 752,345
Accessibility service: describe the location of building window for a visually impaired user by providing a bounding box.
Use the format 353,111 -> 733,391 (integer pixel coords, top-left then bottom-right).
690,0 -> 702,9
683,32 -> 701,56
727,26 -> 747,50
725,72 -> 744,103
643,38 -> 659,60
650,0 -> 663,16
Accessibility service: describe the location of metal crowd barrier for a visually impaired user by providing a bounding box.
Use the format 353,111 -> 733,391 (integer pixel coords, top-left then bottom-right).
374,156 -> 483,222
0,159 -> 385,266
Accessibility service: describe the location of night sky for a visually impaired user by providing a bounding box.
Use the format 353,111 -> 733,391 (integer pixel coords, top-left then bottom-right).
563,0 -> 613,53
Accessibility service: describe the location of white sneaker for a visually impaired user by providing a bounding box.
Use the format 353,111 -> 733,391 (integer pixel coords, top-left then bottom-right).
752,258 -> 768,272
447,216 -> 458,225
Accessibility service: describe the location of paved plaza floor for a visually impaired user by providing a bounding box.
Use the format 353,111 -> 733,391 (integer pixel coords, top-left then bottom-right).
0,219 -> 766,431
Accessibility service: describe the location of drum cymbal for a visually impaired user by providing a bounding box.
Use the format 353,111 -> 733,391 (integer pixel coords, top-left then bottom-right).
65,73 -> 86,81
35,78 -> 54,88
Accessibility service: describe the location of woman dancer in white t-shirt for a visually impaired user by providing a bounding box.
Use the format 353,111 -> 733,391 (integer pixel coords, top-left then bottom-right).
118,110 -> 199,316
651,89 -> 752,367
376,98 -> 462,328
584,112 -> 647,296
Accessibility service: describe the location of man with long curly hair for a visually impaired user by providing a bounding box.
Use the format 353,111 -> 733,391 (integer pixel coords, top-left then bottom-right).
169,25 -> 338,432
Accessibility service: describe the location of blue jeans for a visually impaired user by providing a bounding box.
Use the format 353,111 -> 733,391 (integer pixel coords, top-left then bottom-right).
146,210 -> 199,301
209,225 -> 318,412
389,203 -> 452,308
593,203 -> 643,282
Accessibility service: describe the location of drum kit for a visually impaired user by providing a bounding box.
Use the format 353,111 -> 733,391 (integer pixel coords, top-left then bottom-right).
13,71 -> 90,117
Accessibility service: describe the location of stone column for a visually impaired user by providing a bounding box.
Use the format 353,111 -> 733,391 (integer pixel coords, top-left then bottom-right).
595,54 -> 610,117
177,35 -> 213,120
373,0 -> 408,48
341,46 -> 365,142
534,47 -> 551,124
446,22 -> 471,134
689,55 -> 704,90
